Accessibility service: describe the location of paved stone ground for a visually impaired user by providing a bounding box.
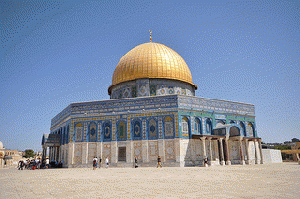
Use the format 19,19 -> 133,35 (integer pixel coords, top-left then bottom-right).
0,163 -> 299,199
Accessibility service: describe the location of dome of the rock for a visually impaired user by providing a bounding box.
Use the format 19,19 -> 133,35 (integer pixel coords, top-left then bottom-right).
111,42 -> 195,88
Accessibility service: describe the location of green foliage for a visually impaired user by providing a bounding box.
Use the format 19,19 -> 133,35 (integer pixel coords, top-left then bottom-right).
274,145 -> 291,150
24,149 -> 35,158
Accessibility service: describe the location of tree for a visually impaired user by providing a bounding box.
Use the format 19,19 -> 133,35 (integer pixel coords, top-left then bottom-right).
24,149 -> 35,158
273,145 -> 291,150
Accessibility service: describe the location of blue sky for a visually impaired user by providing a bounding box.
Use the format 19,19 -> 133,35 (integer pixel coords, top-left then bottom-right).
1,0 -> 299,151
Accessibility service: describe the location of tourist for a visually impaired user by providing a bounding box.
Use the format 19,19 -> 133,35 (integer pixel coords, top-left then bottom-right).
18,160 -> 22,170
21,160 -> 25,170
24,159 -> 28,169
37,159 -> 41,170
134,156 -> 138,168
204,157 -> 208,167
157,156 -> 162,168
99,157 -> 102,168
105,157 -> 109,168
46,158 -> 50,168
93,157 -> 98,170
32,159 -> 36,170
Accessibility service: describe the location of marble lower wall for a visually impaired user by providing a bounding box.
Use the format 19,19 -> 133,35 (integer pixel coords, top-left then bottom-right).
262,149 -> 282,163
61,139 -> 262,168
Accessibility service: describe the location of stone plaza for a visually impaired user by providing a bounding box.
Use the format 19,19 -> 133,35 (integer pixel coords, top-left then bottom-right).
0,163 -> 299,198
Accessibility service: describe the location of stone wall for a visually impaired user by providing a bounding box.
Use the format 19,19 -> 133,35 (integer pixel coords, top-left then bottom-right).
262,149 -> 282,163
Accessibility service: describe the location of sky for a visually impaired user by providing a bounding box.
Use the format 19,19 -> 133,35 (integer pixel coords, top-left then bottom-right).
1,0 -> 299,151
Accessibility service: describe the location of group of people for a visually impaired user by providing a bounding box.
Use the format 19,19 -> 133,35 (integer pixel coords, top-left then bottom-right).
91,156 -> 163,169
17,158 -> 65,170
18,158 -> 42,170
92,157 -> 110,169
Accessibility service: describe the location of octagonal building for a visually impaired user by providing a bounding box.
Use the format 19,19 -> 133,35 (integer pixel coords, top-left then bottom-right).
42,40 -> 263,168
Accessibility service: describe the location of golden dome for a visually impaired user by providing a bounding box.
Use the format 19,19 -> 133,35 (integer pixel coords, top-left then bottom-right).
111,42 -> 195,87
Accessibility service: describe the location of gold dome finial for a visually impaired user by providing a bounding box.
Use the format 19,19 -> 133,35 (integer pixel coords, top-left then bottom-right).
149,30 -> 152,42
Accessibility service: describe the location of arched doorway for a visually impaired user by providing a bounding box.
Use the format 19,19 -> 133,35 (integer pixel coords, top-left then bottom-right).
229,126 -> 240,137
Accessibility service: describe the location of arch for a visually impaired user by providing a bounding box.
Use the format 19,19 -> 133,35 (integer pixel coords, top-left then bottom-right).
216,120 -> 225,127
229,126 -> 240,137
205,118 -> 212,135
132,120 -> 142,139
247,122 -> 255,137
194,117 -> 202,135
102,121 -> 112,141
88,122 -> 97,142
148,118 -> 158,139
182,117 -> 189,133
117,120 -> 127,140
75,123 -> 83,142
164,116 -> 174,138
230,120 -> 235,124
239,122 -> 246,136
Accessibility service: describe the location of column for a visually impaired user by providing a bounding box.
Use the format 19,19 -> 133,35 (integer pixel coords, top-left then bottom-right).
258,139 -> 263,164
200,137 -> 206,166
111,141 -> 118,164
219,138 -> 225,165
68,143 -> 74,166
239,137 -> 245,165
58,146 -> 61,162
49,147 -> 51,161
158,139 -> 165,162
54,147 -> 57,161
208,137 -> 213,165
254,140 -> 258,164
193,139 -> 197,166
244,139 -> 250,165
131,141 -> 134,163
42,147 -> 45,161
225,138 -> 231,165
82,143 -> 88,165
142,140 -> 149,163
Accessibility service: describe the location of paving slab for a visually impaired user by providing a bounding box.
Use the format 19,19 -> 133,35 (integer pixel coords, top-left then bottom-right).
0,163 -> 299,198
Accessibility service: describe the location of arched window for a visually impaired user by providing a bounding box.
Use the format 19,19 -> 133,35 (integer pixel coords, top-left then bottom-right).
195,118 -> 202,134
182,117 -> 189,134
148,119 -> 157,139
88,122 -> 97,142
103,122 -> 111,141
133,120 -> 141,139
164,116 -> 174,138
240,122 -> 246,136
248,122 -> 254,137
118,121 -> 126,140
216,120 -> 225,127
205,119 -> 212,134
229,126 -> 240,137
75,123 -> 83,142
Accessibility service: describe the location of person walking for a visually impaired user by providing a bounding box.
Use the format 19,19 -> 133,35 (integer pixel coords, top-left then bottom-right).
157,156 -> 162,168
134,156 -> 138,168
105,157 -> 109,169
18,160 -> 22,170
99,157 -> 102,168
93,157 -> 98,170
46,158 -> 50,169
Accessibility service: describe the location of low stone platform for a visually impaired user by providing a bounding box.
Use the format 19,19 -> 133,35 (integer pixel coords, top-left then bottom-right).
0,163 -> 299,198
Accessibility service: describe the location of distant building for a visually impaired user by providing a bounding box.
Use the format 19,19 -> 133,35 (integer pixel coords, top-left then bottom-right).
42,39 -> 263,168
0,141 -> 22,168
